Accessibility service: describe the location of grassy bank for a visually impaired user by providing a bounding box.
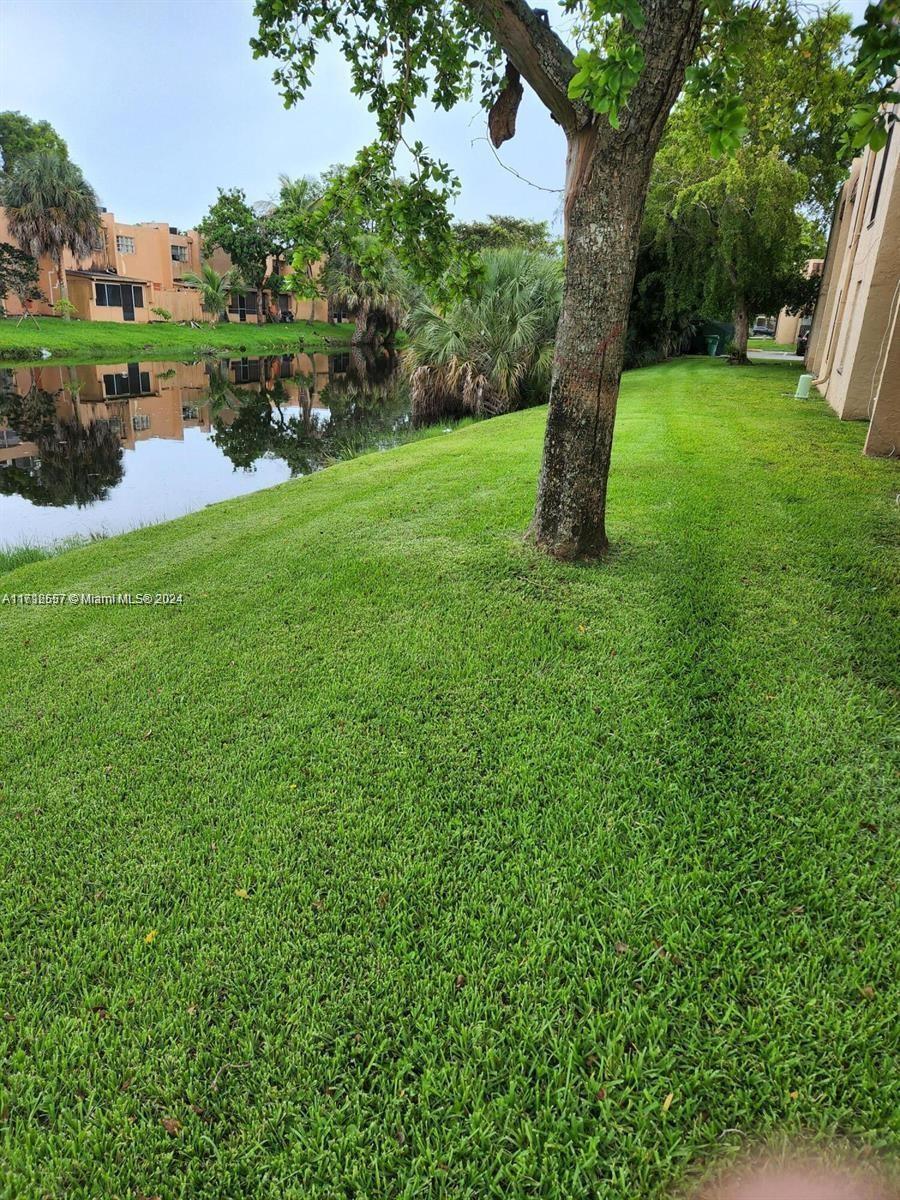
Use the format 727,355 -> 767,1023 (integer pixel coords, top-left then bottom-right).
0,314 -> 353,365
1,360 -> 897,1199
0,542 -> 53,575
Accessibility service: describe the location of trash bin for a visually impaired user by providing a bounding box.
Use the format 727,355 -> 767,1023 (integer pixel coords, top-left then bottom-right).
705,334 -> 720,357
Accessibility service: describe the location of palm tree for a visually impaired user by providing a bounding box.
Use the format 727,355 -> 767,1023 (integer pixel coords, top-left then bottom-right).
180,262 -> 241,324
322,243 -> 411,346
1,151 -> 100,316
406,248 -> 563,422
275,173 -> 324,215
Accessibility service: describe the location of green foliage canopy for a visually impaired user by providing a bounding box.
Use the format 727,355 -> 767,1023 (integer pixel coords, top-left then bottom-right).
0,111 -> 68,174
0,151 -> 101,275
198,189 -> 275,296
454,215 -> 559,255
251,0 -> 898,304
643,4 -> 859,351
0,241 -> 42,313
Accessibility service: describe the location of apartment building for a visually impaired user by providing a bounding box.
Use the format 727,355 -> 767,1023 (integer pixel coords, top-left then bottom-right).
805,103 -> 899,457
0,209 -> 207,322
0,209 -> 329,325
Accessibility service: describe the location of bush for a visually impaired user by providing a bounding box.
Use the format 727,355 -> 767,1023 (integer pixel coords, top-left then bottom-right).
150,306 -> 172,322
52,298 -> 78,319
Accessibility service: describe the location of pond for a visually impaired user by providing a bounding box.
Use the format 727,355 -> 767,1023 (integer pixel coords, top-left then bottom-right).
0,349 -> 408,548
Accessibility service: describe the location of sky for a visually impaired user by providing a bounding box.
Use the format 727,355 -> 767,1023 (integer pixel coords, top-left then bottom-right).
0,0 -> 869,235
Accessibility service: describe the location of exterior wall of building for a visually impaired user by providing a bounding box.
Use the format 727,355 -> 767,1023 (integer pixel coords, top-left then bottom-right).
66,274 -> 155,324
806,101 -> 899,456
99,216 -> 203,290
151,288 -> 204,323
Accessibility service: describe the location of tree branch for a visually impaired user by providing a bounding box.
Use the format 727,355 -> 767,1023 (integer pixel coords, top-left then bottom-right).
460,0 -> 589,133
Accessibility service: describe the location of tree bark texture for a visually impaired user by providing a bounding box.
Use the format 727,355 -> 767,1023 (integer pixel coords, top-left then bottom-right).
352,303 -> 370,346
530,138 -> 650,557
731,298 -> 750,364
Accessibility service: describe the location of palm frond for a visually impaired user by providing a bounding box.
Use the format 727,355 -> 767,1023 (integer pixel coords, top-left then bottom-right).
407,248 -> 562,422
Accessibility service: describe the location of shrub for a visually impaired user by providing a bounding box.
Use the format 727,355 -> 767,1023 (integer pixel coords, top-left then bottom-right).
150,305 -> 172,322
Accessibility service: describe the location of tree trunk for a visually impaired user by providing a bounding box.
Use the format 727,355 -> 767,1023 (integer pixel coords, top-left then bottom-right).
525,0 -> 705,560
530,136 -> 651,559
351,303 -> 370,346
731,299 -> 750,364
56,255 -> 70,318
256,287 -> 266,324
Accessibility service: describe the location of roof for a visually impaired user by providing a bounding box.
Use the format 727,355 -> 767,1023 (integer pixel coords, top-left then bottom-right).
66,269 -> 150,284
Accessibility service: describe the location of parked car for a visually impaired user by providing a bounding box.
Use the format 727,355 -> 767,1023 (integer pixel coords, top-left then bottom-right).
751,323 -> 773,337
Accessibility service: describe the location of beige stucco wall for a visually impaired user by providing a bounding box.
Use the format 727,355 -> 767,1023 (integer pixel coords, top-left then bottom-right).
807,99 -> 899,456
100,215 -> 202,293
774,310 -> 800,345
153,288 -> 203,323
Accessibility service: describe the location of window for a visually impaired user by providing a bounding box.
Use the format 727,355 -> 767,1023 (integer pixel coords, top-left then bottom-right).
116,235 -> 135,254
171,245 -> 189,262
132,286 -> 144,308
96,282 -> 123,307
132,414 -> 151,432
232,358 -> 261,383
182,405 -> 199,421
103,368 -> 150,397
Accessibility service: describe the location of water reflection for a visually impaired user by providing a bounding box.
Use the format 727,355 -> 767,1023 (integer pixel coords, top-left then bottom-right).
0,348 -> 406,546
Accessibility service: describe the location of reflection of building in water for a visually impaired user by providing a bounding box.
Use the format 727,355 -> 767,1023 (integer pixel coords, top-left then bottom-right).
0,354 -> 349,470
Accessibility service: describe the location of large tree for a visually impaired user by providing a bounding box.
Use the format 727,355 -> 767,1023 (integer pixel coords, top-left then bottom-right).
322,241 -> 410,346
198,189 -> 276,324
261,173 -> 326,301
0,111 -> 68,174
1,150 -> 100,315
251,0 -> 899,560
645,4 -> 854,362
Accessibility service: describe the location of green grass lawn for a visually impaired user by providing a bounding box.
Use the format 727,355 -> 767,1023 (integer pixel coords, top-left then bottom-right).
748,338 -> 796,352
0,315 -> 353,365
1,359 -> 897,1199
